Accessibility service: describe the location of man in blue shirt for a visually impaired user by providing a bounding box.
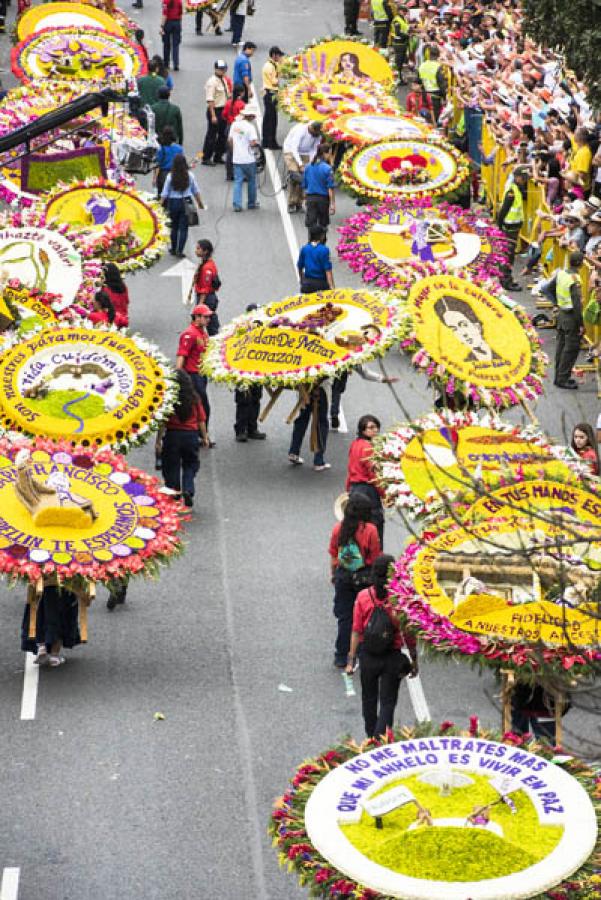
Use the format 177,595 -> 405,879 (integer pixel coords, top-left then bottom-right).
302,147 -> 336,240
233,41 -> 256,102
297,226 -> 334,294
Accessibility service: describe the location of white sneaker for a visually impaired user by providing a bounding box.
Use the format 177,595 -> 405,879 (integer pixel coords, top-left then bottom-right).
48,655 -> 66,667
288,454 -> 304,465
33,648 -> 48,665
313,463 -> 331,472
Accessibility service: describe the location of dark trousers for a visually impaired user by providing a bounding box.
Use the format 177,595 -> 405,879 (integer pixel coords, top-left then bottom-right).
190,372 -> 210,425
225,123 -> 234,180
360,649 -> 408,737
157,169 -> 168,199
426,91 -> 442,123
202,107 -> 227,163
162,430 -> 200,496
162,19 -> 182,69
195,10 -> 203,32
333,570 -> 359,664
262,90 -> 278,148
231,12 -> 245,43
555,310 -> 581,384
343,0 -> 360,33
501,223 -> 521,282
511,707 -> 556,743
393,38 -> 409,75
330,371 -> 347,418
197,291 -> 219,336
305,194 -> 330,235
300,277 -> 329,294
373,20 -> 389,47
234,385 -> 262,436
349,481 -> 384,546
289,387 -> 328,466
167,198 -> 188,255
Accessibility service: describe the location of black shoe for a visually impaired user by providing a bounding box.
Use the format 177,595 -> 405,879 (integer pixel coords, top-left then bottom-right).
235,433 -> 248,442
215,25 -> 222,34
226,176 -> 234,182
331,415 -> 340,429
214,157 -> 225,164
174,67 -> 179,71
247,430 -> 266,440
155,456 -> 162,472
202,159 -> 216,167
183,492 -> 194,507
169,248 -> 177,255
195,29 -> 203,34
503,280 -> 521,291
555,380 -> 578,390
107,595 -> 117,610
334,658 -> 347,668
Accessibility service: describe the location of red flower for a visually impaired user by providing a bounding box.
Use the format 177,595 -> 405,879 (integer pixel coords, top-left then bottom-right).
440,720 -> 455,733
469,715 -> 479,736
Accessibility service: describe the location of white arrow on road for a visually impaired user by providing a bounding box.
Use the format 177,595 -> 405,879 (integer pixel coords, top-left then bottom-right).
160,257 -> 197,306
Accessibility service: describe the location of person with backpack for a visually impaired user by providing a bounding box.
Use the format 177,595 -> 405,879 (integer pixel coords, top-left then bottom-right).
346,554 -> 418,738
329,494 -> 381,668
346,414 -> 386,545
192,239 -> 221,335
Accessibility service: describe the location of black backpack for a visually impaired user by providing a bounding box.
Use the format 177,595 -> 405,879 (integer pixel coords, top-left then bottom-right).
363,592 -> 395,655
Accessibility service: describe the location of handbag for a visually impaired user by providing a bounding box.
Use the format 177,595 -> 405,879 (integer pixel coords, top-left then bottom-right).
184,196 -> 199,227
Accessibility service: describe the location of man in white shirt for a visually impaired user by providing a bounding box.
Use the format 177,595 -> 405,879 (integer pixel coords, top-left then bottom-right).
229,104 -> 260,211
283,121 -> 322,213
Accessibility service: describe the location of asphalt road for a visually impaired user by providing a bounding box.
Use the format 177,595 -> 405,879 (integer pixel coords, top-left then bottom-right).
0,2 -> 600,899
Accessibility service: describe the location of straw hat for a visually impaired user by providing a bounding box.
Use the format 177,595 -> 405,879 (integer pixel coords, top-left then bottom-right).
334,492 -> 349,522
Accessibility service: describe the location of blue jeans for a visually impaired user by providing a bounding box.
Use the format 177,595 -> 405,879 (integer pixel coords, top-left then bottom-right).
162,430 -> 200,496
333,570 -> 359,664
233,162 -> 257,209
288,387 -> 328,465
167,198 -> 188,254
163,19 -> 181,69
231,12 -> 245,44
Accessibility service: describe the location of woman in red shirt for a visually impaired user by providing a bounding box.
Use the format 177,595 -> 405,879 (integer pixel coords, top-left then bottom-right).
223,85 -> 246,181
346,554 -> 418,738
160,370 -> 209,508
193,239 -> 220,336
103,263 -> 130,329
346,414 -> 385,544
328,493 -> 381,668
571,422 -> 600,476
88,290 -> 115,325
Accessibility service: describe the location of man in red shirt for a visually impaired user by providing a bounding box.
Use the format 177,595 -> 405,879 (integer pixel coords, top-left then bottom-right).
161,0 -> 183,71
193,239 -> 220,335
176,304 -> 213,435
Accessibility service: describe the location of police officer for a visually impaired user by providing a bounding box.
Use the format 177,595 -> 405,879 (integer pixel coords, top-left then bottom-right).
550,251 -> 584,389
371,0 -> 390,48
389,1 -> 410,84
344,0 -> 360,35
417,45 -> 446,123
497,166 -> 529,291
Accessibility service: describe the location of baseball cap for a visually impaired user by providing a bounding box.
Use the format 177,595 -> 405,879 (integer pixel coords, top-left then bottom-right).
241,103 -> 259,117
192,304 -> 212,317
215,59 -> 228,69
269,46 -> 285,56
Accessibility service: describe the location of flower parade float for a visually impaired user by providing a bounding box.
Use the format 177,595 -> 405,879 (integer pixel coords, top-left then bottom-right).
322,112 -> 436,147
279,78 -> 400,125
16,1 -> 126,40
398,274 -> 547,410
282,36 -> 398,88
372,410 -> 582,521
11,25 -> 147,85
338,139 -> 470,204
0,437 -> 186,643
41,178 -> 169,271
270,722 -> 601,900
337,197 -> 510,291
0,323 -> 177,451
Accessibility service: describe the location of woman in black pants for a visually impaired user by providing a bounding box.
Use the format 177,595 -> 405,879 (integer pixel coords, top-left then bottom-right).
346,554 -> 418,738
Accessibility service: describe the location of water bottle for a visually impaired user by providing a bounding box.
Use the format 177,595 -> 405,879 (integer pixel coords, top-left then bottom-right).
342,672 -> 356,697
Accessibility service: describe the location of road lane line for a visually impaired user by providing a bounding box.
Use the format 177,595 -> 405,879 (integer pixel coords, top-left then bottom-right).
337,403 -> 348,434
261,141 -> 300,275
20,653 -> 39,721
1,868 -> 20,900
406,674 -> 431,723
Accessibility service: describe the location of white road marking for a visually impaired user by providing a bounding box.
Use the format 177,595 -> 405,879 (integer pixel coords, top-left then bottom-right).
261,147 -> 300,274
406,674 -> 431,723
1,867 -> 20,900
160,257 -> 198,306
337,403 -> 348,434
20,653 -> 38,721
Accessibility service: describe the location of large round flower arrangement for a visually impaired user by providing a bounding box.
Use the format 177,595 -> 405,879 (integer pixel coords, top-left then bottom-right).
270,722 -> 601,900
11,25 -> 147,85
372,410 -> 583,520
337,197 -> 510,292
0,322 -> 177,452
16,1 -> 126,40
339,139 -> 470,202
323,112 -> 436,146
399,274 -> 547,409
281,36 -> 398,88
202,288 -> 403,389
0,436 -> 186,590
41,178 -> 169,272
279,78 -> 400,124
390,511 -> 601,683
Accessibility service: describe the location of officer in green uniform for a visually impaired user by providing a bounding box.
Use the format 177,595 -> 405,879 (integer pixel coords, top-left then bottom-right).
344,0 -> 361,35
550,251 -> 584,389
497,166 -> 529,291
389,2 -> 410,83
371,0 -> 390,47
417,45 -> 446,123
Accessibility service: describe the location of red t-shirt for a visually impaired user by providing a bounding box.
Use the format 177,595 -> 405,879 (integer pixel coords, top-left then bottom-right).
346,438 -> 383,496
177,323 -> 208,373
194,259 -> 218,297
105,285 -> 129,328
406,91 -> 433,115
224,99 -> 245,124
162,0 -> 182,19
328,521 -> 381,569
89,309 -> 109,324
577,446 -> 599,475
352,587 -> 416,653
166,400 -> 205,431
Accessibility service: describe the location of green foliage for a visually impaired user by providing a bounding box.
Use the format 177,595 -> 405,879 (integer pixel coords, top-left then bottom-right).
30,390 -> 105,421
522,0 -> 601,111
24,152 -> 104,194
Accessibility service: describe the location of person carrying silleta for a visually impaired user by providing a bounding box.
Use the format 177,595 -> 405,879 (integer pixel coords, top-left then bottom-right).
303,146 -> 335,240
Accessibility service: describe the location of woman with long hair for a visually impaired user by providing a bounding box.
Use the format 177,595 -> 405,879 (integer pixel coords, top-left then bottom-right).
160,369 -> 209,508
102,263 -> 129,328
571,422 -> 600,476
346,414 -> 385,544
328,493 -> 380,668
89,289 -> 115,325
346,554 -> 418,738
154,125 -> 183,199
161,153 -> 203,257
